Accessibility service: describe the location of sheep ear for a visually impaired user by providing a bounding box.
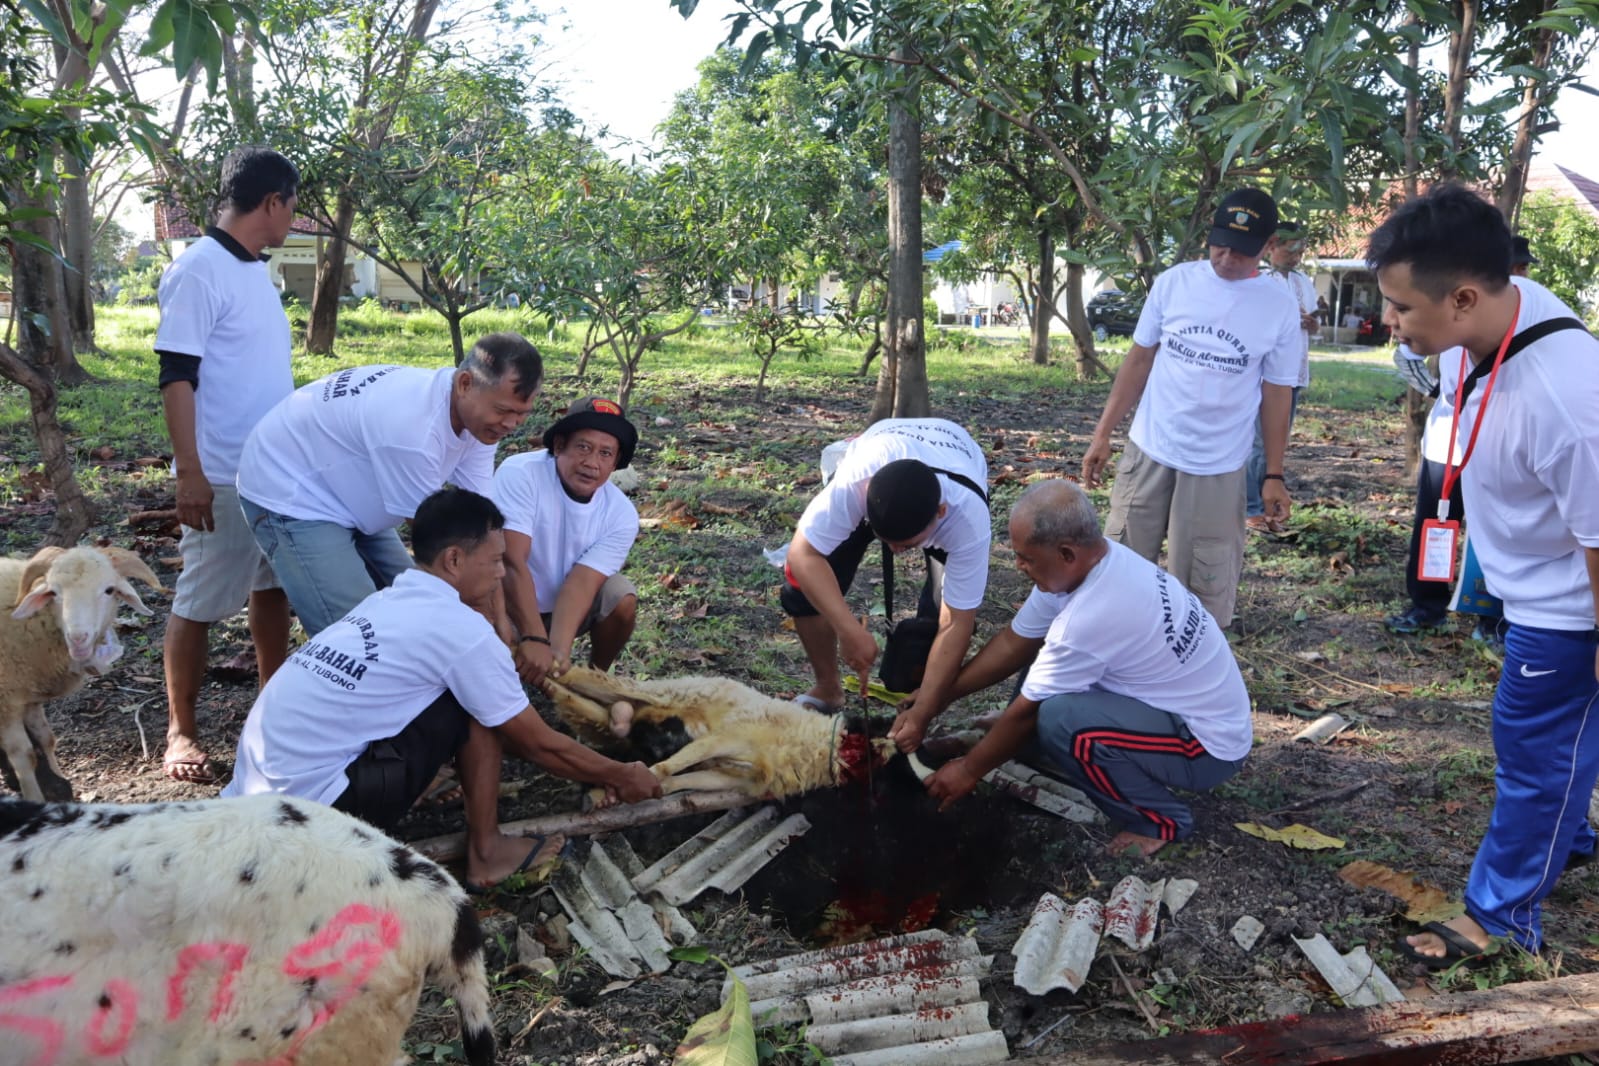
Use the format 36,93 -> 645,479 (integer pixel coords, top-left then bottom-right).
111,578 -> 153,616
14,546 -> 65,609
12,585 -> 55,620
97,547 -> 165,592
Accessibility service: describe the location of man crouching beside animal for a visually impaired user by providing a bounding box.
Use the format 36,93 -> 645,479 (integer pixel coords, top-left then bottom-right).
923,480 -> 1253,858
224,487 -> 660,890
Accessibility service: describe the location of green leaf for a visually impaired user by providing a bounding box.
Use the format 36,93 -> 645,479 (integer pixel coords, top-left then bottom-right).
741,31 -> 772,77
18,0 -> 67,45
141,0 -> 176,55
672,970 -> 757,1066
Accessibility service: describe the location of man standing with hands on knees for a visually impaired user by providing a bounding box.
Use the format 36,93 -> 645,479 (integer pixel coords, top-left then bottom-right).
780,418 -> 990,753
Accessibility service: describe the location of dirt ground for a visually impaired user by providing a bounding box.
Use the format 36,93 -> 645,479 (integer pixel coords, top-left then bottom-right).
6,358 -> 1597,1064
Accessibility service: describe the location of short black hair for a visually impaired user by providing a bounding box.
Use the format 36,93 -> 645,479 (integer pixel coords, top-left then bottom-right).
412,488 -> 505,565
1365,184 -> 1511,299
217,146 -> 299,215
462,333 -> 543,401
866,459 -> 941,541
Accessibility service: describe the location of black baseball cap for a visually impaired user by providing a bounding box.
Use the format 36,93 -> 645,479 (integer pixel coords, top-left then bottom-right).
542,396 -> 639,469
866,459 -> 941,542
1209,188 -> 1279,257
1510,235 -> 1538,266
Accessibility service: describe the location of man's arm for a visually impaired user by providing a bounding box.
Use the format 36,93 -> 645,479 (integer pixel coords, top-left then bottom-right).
787,532 -> 877,674
924,693 -> 1040,812
1259,382 -> 1294,524
500,529 -> 553,683
160,380 -> 215,531
888,603 -> 976,752
548,564 -> 608,668
947,624 -> 1044,704
1082,342 -> 1158,488
495,704 -> 661,803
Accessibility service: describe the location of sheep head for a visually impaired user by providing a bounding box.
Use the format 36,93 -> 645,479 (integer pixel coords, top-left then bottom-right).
12,546 -> 162,663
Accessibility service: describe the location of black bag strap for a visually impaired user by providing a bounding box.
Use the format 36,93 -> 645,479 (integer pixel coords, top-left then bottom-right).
1459,317 -> 1588,404
880,465 -> 989,617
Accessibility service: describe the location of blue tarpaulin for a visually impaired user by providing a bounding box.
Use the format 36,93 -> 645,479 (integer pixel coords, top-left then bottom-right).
923,240 -> 962,263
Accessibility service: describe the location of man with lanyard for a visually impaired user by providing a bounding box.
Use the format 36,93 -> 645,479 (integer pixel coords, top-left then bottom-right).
493,397 -> 642,683
780,418 -> 990,753
1246,220 -> 1318,534
1082,188 -> 1301,626
1368,184 -> 1599,967
923,480 -> 1251,857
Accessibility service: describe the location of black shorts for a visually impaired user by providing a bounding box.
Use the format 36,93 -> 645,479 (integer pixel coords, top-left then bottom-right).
333,691 -> 471,831
780,521 -> 947,619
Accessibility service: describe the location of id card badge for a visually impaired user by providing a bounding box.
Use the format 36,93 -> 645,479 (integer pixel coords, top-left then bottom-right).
1418,519 -> 1460,583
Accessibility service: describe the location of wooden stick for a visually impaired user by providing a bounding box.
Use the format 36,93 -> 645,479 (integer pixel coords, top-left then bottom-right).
1267,779 -> 1373,818
1107,954 -> 1162,1035
1037,971 -> 1599,1066
513,995 -> 561,1046
408,789 -> 758,863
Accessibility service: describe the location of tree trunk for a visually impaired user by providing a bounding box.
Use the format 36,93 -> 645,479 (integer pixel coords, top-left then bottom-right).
1029,228 -> 1055,366
1402,12 -> 1421,200
59,146 -> 98,355
0,341 -> 94,545
1440,0 -> 1478,176
873,49 -> 928,423
1063,261 -> 1102,380
307,194 -> 357,354
1496,2 -> 1558,222
11,193 -> 90,385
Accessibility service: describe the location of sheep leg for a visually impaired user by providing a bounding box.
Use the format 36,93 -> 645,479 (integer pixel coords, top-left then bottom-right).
651,733 -> 756,778
545,683 -> 616,731
0,713 -> 44,802
21,704 -> 72,802
656,769 -> 757,795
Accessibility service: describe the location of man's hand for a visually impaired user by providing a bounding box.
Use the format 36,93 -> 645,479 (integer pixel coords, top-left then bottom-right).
840,617 -> 879,678
174,468 -> 215,532
888,707 -> 931,753
924,757 -> 981,812
513,640 -> 555,685
1081,435 -> 1114,489
1299,312 -> 1319,332
610,761 -> 663,804
1262,478 -> 1292,526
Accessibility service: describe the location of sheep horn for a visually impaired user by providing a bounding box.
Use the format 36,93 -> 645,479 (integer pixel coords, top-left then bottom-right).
14,546 -> 66,608
97,546 -> 166,592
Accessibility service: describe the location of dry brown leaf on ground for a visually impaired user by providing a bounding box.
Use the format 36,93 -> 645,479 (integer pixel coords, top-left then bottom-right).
1338,859 -> 1464,924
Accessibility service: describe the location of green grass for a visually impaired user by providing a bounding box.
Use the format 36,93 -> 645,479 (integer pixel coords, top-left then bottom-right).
1301,358 -> 1406,411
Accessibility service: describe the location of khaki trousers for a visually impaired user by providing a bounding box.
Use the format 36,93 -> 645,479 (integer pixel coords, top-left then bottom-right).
1103,440 -> 1246,625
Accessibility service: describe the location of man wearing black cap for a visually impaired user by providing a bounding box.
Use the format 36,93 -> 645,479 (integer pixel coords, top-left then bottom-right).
781,418 -> 990,752
1246,220 -> 1320,533
1081,188 -> 1303,625
1510,235 -> 1538,277
492,397 -> 641,683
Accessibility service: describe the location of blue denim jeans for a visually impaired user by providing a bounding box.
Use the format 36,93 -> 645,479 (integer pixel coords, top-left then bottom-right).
240,498 -> 414,638
1245,386 -> 1302,518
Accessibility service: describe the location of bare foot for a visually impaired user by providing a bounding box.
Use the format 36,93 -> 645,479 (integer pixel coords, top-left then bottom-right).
1404,915 -> 1490,960
974,709 -> 1004,731
793,689 -> 846,713
466,831 -> 567,890
162,735 -> 218,784
414,766 -> 461,809
1106,830 -> 1168,858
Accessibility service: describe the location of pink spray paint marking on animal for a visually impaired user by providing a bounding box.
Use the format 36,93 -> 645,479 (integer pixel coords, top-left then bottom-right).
0,974 -> 73,1066
165,941 -> 251,1023
82,979 -> 138,1057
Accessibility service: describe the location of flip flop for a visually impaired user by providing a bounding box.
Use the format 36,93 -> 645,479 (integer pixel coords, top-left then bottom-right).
792,693 -> 845,714
162,752 -> 218,785
465,833 -> 570,896
1397,920 -> 1494,971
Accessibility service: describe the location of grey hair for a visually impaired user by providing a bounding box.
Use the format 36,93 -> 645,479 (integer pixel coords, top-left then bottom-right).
459,333 -> 543,400
1012,480 -> 1103,548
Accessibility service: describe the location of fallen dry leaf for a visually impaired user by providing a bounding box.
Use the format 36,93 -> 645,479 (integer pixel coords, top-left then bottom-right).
1338,859 -> 1464,924
1235,822 -> 1345,850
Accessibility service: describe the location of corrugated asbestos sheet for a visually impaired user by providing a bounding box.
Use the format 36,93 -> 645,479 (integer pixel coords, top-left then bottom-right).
725,929 -> 1010,1064
984,761 -> 1102,823
1011,877 -> 1200,995
634,806 -> 812,904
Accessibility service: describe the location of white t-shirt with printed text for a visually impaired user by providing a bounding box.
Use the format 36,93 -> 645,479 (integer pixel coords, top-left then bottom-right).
237,365 -> 495,534
223,568 -> 527,805
1129,260 -> 1302,475
1262,267 -> 1316,388
153,234 -> 294,482
795,418 -> 991,611
1012,541 -> 1252,760
1458,277 -> 1599,629
492,450 -> 640,612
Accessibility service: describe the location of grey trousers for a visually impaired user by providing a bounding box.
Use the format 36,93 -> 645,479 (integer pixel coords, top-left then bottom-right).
1102,440 -> 1246,626
1034,689 -> 1245,842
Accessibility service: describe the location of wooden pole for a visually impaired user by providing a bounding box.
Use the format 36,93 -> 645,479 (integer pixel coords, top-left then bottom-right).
1043,972 -> 1599,1065
407,789 -> 758,863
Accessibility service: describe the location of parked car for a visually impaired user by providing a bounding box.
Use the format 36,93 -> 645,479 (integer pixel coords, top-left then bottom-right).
1086,289 -> 1143,341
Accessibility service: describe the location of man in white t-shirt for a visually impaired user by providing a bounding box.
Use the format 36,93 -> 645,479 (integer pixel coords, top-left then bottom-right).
1246,220 -> 1319,533
224,488 -> 661,889
237,335 -> 541,636
781,418 -> 991,752
1082,188 -> 1301,626
155,146 -> 300,786
925,481 -> 1250,857
1368,184 -> 1599,967
493,397 -> 641,683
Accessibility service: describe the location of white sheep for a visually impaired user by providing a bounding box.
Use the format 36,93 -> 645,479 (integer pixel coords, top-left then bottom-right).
543,666 -> 896,799
0,793 -> 495,1066
1,546 -> 162,802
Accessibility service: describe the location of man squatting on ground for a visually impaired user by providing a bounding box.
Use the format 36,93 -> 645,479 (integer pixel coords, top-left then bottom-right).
224,488 -> 662,889
236,334 -> 542,637
924,481 -> 1252,858
781,418 -> 990,752
156,146 -> 300,784
493,397 -> 642,684
1082,188 -> 1302,626
1367,185 -> 1599,966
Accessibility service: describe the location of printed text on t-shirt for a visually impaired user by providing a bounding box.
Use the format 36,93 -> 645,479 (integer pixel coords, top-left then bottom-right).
1164,325 -> 1252,375
1156,570 -> 1203,663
